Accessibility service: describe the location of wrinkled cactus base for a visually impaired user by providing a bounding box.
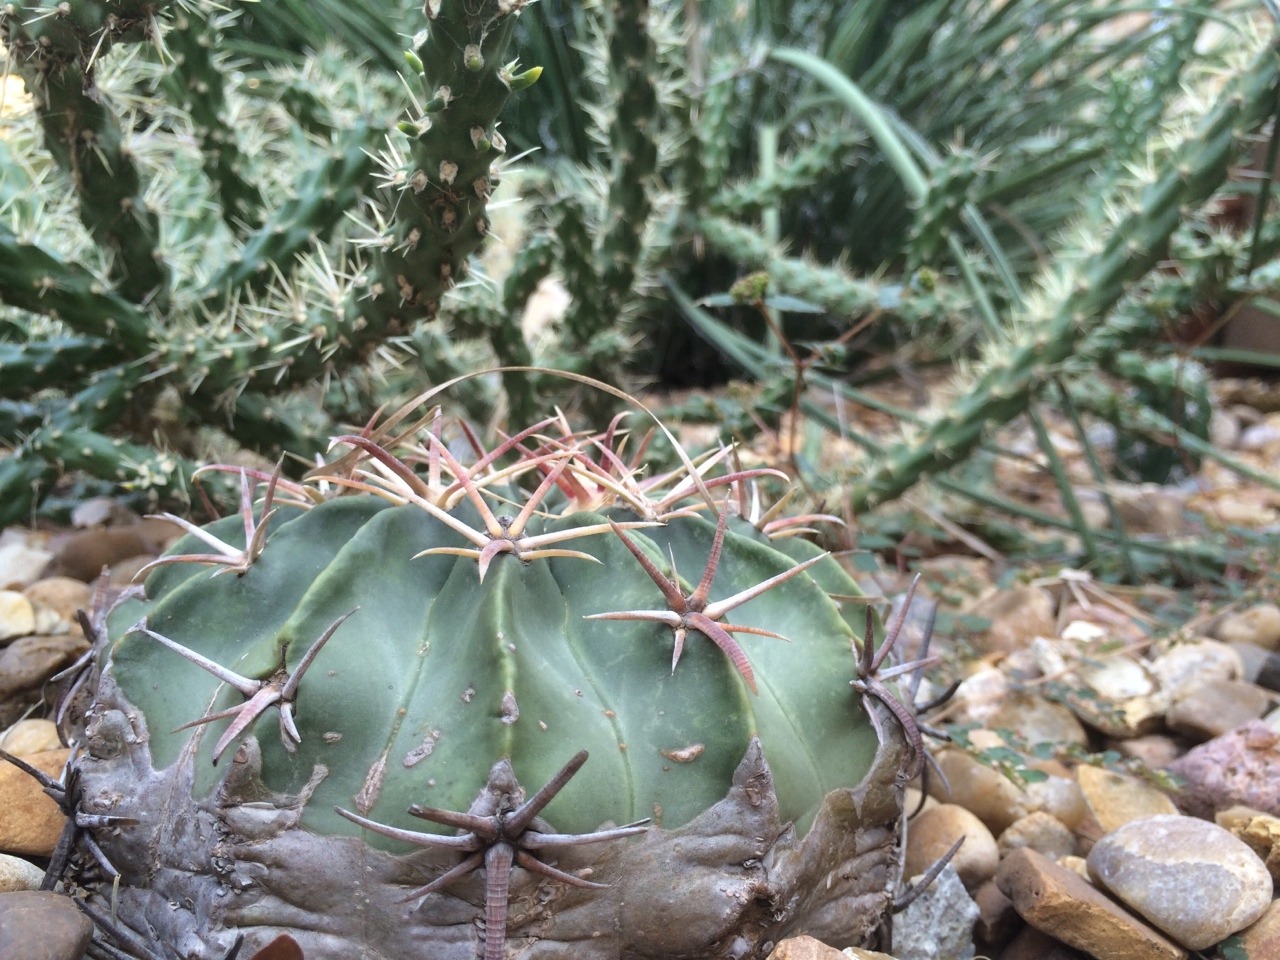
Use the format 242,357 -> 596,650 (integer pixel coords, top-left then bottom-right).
76,669 -> 906,959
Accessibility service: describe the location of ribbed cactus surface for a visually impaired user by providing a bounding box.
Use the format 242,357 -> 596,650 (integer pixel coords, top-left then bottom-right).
75,415 -> 908,959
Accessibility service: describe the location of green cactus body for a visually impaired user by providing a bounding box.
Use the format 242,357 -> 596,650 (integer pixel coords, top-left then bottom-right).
79,417 -> 908,958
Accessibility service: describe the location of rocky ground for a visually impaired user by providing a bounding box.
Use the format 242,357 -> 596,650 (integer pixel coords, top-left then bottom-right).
1,384 -> 1279,960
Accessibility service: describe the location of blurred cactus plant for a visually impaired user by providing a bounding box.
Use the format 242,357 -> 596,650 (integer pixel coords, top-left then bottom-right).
0,0 -> 539,523
62,407 -> 919,958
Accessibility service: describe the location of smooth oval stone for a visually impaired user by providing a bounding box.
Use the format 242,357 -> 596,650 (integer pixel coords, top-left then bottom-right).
904,803 -> 999,890
0,890 -> 93,960
1087,814 -> 1273,950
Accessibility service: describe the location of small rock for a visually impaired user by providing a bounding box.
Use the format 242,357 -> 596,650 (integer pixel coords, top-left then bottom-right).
996,848 -> 1187,960
987,692 -> 1088,749
972,877 -> 1019,950
1216,806 -> 1280,881
70,496 -> 131,528
1236,898 -> 1280,959
0,635 -> 89,696
972,586 -> 1056,655
1217,604 -> 1280,651
0,720 -> 61,757
930,749 -> 1032,835
0,748 -> 68,856
1087,814 -> 1272,950
0,591 -> 36,642
948,667 -> 1009,725
998,812 -> 1076,861
904,803 -> 999,890
1115,734 -> 1186,770
0,542 -> 53,591
767,936 -> 845,960
1149,640 -> 1242,701
21,578 -> 91,624
894,863 -> 978,960
998,926 -> 1089,960
109,553 -> 157,585
0,635 -> 91,727
1166,679 -> 1273,741
1025,774 -> 1090,832
1167,721 -> 1280,818
1057,855 -> 1092,881
1076,764 -> 1178,834
1232,642 -> 1276,685
0,890 -> 94,960
0,853 -> 45,892
46,527 -> 152,583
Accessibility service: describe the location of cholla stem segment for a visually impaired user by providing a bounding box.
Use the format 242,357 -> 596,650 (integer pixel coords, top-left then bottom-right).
132,610 -> 356,763
335,751 -> 648,960
588,503 -> 825,694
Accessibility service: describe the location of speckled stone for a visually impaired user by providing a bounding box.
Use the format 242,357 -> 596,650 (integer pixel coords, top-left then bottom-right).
1086,815 -> 1273,950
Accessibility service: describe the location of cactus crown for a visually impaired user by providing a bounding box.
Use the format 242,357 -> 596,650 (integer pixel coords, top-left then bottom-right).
104,403 -> 882,852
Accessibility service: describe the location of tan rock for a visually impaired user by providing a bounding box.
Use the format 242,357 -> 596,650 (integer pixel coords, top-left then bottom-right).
766,936 -> 845,960
930,748 -> 1032,835
996,848 -> 1188,960
1166,680 -> 1273,741
0,852 -> 45,892
972,586 -> 1056,655
0,890 -> 94,959
1217,604 -> 1280,651
1216,805 -> 1280,882
1058,855 -> 1092,880
1076,764 -> 1178,834
1238,898 -> 1280,959
1116,734 -> 1186,770
1149,640 -> 1242,701
46,528 -> 151,583
0,720 -> 61,757
21,577 -> 91,623
949,667 -> 1009,725
1026,774 -> 1090,832
110,553 -> 157,585
0,591 -> 36,642
904,803 -> 999,890
998,812 -> 1076,861
0,542 -> 53,591
0,748 -> 68,856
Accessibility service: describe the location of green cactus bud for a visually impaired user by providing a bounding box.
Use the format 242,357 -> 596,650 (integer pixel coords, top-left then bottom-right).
506,64 -> 542,92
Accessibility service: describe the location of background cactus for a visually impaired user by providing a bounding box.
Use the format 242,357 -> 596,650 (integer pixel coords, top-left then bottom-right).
0,0 -> 536,523
70,410 -> 911,958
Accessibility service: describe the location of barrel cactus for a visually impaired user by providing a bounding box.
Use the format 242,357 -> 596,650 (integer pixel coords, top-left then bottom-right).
65,410 -> 914,959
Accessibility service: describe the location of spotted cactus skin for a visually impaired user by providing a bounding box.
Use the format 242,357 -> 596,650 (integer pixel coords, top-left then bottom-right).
76,424 -> 908,959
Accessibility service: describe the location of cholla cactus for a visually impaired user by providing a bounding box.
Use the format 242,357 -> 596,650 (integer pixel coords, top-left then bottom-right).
66,409 -> 918,959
